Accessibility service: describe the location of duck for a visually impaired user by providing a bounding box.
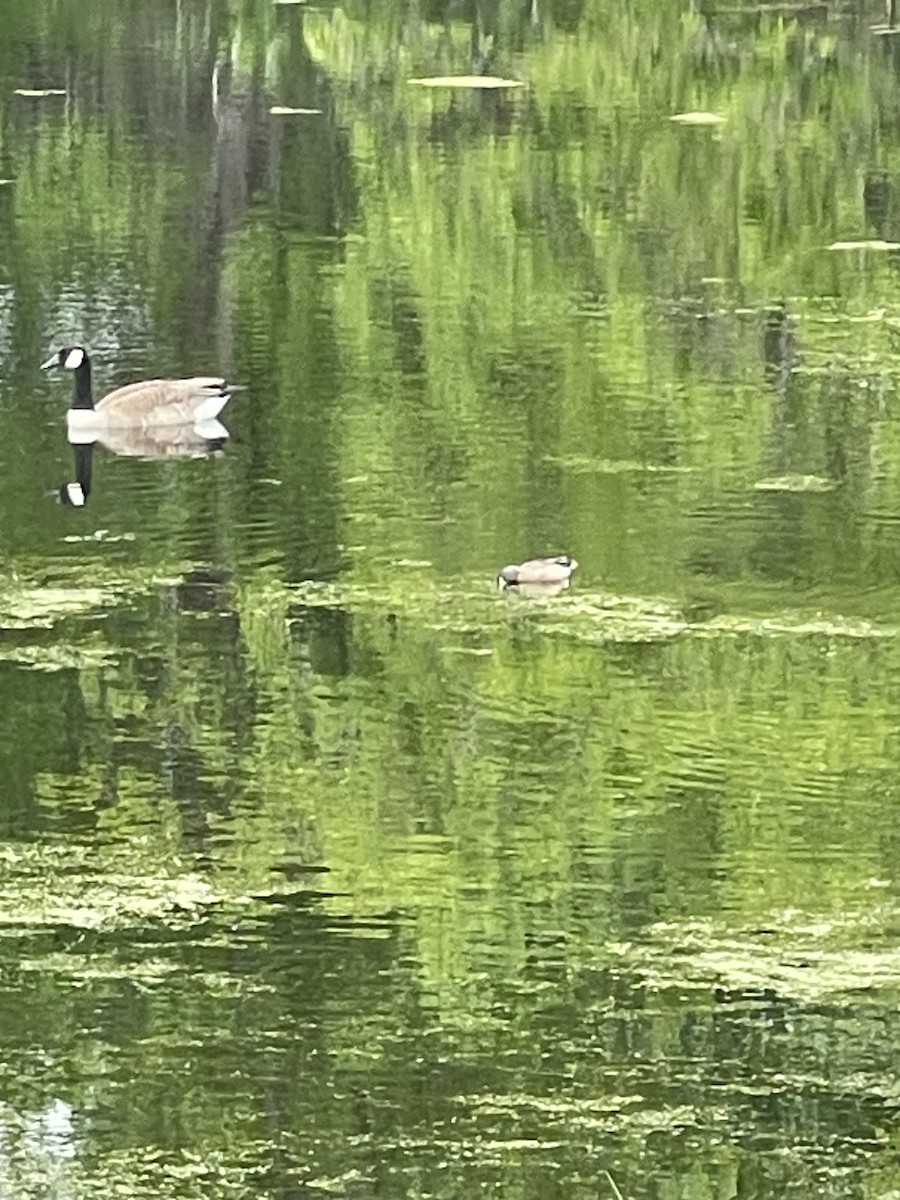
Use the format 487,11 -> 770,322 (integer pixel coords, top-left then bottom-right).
41,345 -> 241,430
497,555 -> 578,590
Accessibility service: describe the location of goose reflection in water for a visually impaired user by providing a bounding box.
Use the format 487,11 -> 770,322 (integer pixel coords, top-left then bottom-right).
58,421 -> 229,507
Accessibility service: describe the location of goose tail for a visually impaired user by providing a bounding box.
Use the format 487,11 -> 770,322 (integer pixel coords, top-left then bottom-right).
193,383 -> 243,422
194,393 -> 229,421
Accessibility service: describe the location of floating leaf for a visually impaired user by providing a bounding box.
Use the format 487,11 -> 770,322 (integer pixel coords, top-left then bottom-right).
62,531 -> 136,544
847,307 -> 887,322
669,111 -> 726,124
14,87 -> 66,97
408,75 -> 525,89
754,474 -> 837,493
269,105 -> 322,115
827,239 -> 900,251
543,454 -> 694,475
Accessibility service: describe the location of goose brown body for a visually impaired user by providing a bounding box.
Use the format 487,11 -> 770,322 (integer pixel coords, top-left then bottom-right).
92,378 -> 232,426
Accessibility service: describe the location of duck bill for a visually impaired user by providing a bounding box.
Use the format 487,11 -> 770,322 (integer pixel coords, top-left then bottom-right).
40,354 -> 59,370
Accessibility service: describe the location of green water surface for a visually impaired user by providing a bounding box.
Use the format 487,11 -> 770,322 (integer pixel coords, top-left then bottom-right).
0,1 -> 899,1197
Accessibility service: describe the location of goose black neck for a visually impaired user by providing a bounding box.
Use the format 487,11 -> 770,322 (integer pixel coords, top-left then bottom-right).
71,357 -> 94,410
74,442 -> 93,498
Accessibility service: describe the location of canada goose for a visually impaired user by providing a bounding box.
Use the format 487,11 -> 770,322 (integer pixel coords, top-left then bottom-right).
497,555 -> 578,590
41,346 -> 240,430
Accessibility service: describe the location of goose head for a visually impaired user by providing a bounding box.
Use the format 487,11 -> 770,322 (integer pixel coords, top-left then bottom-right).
42,345 -> 94,410
42,345 -> 89,372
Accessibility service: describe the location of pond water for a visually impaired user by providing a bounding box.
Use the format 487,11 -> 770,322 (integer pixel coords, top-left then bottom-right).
1,0 -> 900,1196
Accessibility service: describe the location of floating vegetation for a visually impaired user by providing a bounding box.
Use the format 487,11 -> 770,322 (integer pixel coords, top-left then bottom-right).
269,105 -> 322,114
13,88 -> 66,97
1,565 -> 881,667
0,585 -> 112,629
0,563 -> 200,633
462,1092 -> 713,1135
408,75 -> 525,89
669,111 -> 726,124
0,842 -> 218,933
283,577 -> 690,645
277,578 -> 896,648
753,474 -> 838,493
827,239 -> 900,251
700,611 -> 892,640
621,909 -> 900,1002
0,642 -> 115,673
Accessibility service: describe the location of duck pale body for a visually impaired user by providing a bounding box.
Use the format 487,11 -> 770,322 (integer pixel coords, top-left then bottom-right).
497,555 -> 578,589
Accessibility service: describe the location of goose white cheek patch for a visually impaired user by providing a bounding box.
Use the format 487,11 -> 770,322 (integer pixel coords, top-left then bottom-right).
64,348 -> 85,369
66,482 -> 85,506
